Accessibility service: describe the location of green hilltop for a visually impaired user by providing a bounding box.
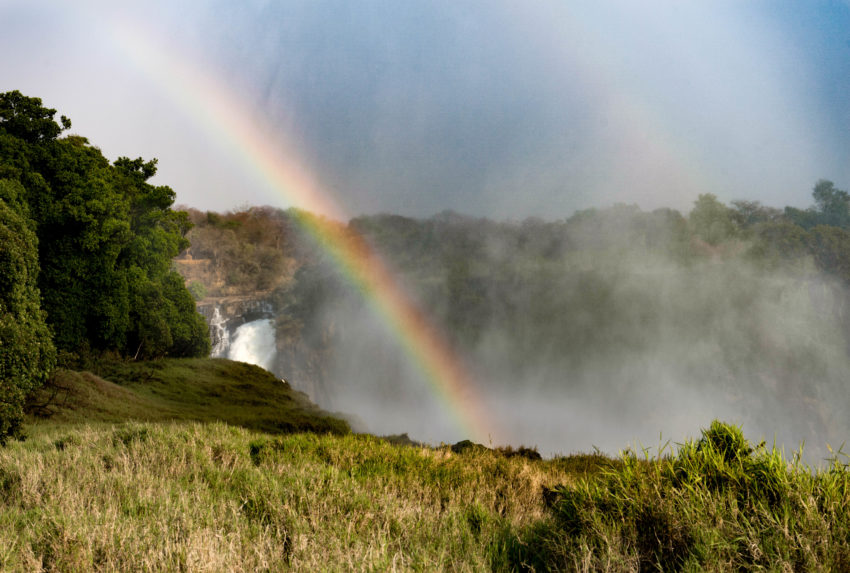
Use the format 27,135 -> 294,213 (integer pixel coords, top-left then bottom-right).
26,358 -> 349,436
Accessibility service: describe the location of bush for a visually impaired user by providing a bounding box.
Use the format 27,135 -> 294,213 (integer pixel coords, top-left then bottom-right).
187,280 -> 207,301
502,421 -> 850,571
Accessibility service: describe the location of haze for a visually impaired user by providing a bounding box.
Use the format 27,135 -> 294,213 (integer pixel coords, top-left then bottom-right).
2,1 -> 848,219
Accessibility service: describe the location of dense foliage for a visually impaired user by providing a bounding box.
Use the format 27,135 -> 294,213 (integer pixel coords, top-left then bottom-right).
0,198 -> 55,444
0,90 -> 209,442
0,91 -> 209,361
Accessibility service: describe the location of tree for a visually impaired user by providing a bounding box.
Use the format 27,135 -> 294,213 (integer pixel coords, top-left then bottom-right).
689,194 -> 737,246
0,91 -> 209,360
0,199 -> 55,444
0,90 -> 70,143
730,200 -> 782,229
812,180 -> 850,228
785,180 -> 850,230
32,135 -> 132,351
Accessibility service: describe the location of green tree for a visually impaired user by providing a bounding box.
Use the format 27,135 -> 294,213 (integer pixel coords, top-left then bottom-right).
730,200 -> 781,229
32,135 -> 132,351
0,91 -> 209,359
0,199 -> 55,444
785,180 -> 850,230
0,90 -> 70,143
689,194 -> 737,246
812,179 -> 850,228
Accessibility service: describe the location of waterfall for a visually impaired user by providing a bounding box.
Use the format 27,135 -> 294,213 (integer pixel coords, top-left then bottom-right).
210,306 -> 230,357
228,319 -> 277,371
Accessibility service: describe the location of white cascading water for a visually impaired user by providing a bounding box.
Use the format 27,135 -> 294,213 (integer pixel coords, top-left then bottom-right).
228,319 -> 277,371
210,306 -> 230,358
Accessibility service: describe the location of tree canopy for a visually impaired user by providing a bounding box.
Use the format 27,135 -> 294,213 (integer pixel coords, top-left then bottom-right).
0,197 -> 55,444
0,91 -> 209,365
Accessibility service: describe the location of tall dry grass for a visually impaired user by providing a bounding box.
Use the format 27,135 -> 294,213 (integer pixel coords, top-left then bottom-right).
0,421 -> 568,571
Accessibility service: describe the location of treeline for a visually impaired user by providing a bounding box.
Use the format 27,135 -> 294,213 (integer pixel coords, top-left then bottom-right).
0,91 -> 209,442
180,180 -> 850,379
289,186 -> 850,351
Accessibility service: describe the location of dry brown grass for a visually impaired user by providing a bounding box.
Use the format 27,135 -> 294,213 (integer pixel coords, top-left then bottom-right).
0,421 -> 570,571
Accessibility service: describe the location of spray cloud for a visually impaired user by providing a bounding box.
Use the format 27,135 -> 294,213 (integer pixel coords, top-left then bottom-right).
278,204 -> 850,462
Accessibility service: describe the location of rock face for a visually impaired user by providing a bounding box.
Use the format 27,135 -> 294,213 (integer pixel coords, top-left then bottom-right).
175,254 -> 332,409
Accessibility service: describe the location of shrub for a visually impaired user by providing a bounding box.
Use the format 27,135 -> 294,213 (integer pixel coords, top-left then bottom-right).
187,280 -> 207,301
503,421 -> 850,571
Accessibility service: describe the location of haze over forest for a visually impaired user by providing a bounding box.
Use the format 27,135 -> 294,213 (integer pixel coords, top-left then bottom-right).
180,188 -> 850,460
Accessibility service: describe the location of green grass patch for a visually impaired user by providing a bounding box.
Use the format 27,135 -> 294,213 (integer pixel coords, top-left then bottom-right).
17,372 -> 850,571
502,421 -> 850,571
26,358 -> 350,436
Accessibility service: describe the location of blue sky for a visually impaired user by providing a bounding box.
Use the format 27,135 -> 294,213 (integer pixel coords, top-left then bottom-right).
1,1 -> 848,219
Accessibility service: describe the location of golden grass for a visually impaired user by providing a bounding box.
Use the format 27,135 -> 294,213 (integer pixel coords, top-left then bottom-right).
0,421 -> 570,571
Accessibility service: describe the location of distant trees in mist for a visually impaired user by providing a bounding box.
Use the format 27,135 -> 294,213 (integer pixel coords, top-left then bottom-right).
238,181 -> 850,451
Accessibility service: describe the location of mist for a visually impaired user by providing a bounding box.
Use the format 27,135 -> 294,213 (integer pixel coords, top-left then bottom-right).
276,206 -> 850,462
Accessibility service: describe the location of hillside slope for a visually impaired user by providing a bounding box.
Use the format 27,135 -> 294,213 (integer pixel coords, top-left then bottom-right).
25,358 -> 350,436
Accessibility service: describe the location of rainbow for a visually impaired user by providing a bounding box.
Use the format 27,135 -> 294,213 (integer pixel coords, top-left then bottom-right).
110,20 -> 497,444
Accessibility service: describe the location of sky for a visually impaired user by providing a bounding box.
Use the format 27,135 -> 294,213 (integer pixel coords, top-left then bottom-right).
1,1 -> 849,221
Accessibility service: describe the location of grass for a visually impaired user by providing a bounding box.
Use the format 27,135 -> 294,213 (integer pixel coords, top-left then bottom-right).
7,360 -> 850,570
25,358 -> 350,436
0,421 -> 571,571
503,421 -> 850,571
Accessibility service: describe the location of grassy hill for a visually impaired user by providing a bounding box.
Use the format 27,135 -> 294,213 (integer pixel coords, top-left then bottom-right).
3,358 -> 575,570
2,359 -> 850,571
25,358 -> 349,436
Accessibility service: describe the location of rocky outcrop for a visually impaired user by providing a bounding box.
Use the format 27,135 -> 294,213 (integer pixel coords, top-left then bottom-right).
197,296 -> 275,328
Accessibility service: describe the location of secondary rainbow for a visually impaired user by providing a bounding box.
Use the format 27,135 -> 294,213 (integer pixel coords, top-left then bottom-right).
111,20 -> 497,444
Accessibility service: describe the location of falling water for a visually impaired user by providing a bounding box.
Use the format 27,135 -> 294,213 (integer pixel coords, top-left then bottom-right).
228,319 -> 277,371
209,306 -> 230,357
